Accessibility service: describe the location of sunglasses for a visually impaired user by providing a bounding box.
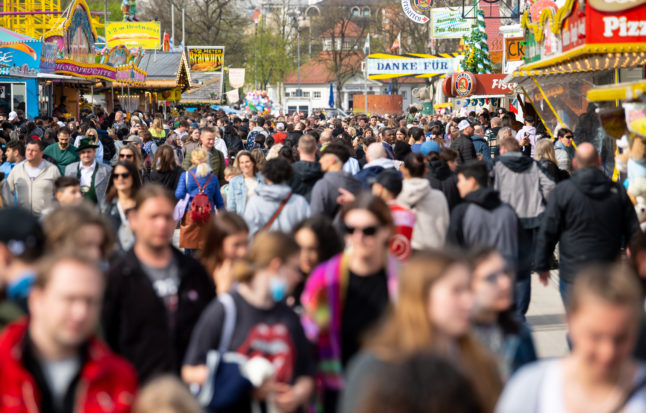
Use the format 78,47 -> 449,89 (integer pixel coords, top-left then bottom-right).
113,172 -> 131,179
563,135 -> 573,139
119,154 -> 134,159
483,268 -> 512,284
344,224 -> 379,237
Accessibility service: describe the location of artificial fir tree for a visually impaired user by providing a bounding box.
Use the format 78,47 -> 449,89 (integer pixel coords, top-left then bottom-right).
461,8 -> 492,74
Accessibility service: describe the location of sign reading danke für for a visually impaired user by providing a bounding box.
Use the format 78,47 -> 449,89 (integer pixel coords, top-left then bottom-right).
367,58 -> 455,75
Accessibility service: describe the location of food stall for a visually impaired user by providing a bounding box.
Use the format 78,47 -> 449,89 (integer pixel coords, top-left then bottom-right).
0,28 -> 42,118
506,0 -> 646,172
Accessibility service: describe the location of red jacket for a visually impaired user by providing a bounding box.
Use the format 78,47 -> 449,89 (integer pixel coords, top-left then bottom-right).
0,319 -> 138,413
272,131 -> 287,145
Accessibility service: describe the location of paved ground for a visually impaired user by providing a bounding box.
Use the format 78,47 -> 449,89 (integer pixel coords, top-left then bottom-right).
527,270 -> 569,359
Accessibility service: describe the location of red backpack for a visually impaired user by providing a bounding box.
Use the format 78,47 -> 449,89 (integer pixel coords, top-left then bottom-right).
188,170 -> 213,224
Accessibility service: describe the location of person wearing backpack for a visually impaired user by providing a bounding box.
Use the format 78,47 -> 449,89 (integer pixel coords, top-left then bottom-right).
176,148 -> 224,255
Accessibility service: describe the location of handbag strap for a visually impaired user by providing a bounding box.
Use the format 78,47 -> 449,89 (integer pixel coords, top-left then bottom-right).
263,192 -> 292,231
217,293 -> 237,354
189,170 -> 213,194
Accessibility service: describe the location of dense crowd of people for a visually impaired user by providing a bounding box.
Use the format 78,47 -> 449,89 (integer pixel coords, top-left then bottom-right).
0,104 -> 644,412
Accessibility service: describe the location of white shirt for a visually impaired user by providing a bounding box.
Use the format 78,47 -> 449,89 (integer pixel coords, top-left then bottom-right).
79,161 -> 96,187
214,138 -> 228,159
25,161 -> 45,179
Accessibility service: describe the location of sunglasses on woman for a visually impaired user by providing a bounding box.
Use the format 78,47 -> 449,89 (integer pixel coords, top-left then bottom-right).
120,153 -> 134,159
344,224 -> 379,237
113,172 -> 131,180
563,135 -> 573,139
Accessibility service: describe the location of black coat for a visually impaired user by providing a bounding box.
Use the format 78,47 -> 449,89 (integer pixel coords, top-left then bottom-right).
102,247 -> 215,383
534,167 -> 640,282
149,167 -> 183,199
450,134 -> 477,164
538,159 -> 569,182
426,160 -> 461,211
291,160 -> 323,202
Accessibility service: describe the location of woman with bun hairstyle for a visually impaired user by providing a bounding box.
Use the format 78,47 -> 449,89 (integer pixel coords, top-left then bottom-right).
183,231 -> 315,412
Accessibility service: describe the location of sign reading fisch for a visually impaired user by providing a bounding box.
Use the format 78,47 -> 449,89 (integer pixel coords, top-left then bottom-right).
367,58 -> 455,75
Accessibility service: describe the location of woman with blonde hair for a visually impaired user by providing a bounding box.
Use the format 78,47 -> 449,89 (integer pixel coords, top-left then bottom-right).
534,138 -> 569,182
227,150 -> 261,215
175,147 -> 224,254
149,117 -> 167,140
339,249 -> 502,413
182,231 -> 315,412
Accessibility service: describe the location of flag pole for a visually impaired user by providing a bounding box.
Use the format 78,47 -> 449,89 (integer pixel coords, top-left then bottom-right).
364,34 -> 369,115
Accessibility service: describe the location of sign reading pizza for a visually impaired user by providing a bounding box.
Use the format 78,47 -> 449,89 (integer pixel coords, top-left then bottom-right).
589,0 -> 646,44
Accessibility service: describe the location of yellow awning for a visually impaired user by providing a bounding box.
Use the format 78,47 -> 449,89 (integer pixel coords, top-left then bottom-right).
512,45 -> 646,78
434,102 -> 453,109
587,80 -> 646,102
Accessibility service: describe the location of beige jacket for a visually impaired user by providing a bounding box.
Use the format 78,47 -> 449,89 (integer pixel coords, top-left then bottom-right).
2,160 -> 61,215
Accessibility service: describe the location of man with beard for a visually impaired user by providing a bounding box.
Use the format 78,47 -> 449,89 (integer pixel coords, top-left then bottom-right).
44,127 -> 79,175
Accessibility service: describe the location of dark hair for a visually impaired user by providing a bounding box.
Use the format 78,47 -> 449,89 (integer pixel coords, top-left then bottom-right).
356,352 -> 485,413
394,141 -> 412,161
54,176 -> 80,195
409,127 -> 424,142
403,152 -> 426,177
262,157 -> 293,184
278,145 -> 295,163
293,216 -> 344,264
557,128 -> 573,138
106,161 -> 143,203
6,139 -> 25,157
440,147 -> 458,162
26,138 -> 45,152
201,211 -> 249,275
456,161 -> 489,188
321,142 -> 351,164
341,192 -> 394,231
153,145 -> 177,173
257,117 -> 266,127
179,120 -> 189,128
58,126 -> 71,136
524,115 -> 535,124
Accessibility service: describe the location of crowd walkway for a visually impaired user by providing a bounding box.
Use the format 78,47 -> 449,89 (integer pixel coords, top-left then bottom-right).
527,271 -> 568,358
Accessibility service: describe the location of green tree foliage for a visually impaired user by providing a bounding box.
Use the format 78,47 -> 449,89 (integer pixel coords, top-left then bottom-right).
248,18 -> 295,91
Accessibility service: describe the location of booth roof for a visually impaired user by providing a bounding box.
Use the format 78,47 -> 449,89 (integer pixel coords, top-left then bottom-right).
0,27 -> 37,43
138,52 -> 185,79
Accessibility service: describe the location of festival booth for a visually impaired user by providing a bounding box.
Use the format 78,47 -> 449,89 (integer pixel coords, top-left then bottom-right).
42,0 -> 147,117
0,28 -> 42,118
507,0 -> 646,150
441,72 -> 517,114
136,51 -> 191,114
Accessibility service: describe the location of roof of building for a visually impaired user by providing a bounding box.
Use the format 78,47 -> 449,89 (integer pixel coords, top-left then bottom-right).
138,51 -> 191,90
284,52 -> 364,84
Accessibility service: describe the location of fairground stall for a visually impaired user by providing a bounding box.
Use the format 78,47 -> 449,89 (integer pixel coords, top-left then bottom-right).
0,28 -> 42,118
136,50 -> 191,114
506,0 -> 646,175
442,72 -> 517,115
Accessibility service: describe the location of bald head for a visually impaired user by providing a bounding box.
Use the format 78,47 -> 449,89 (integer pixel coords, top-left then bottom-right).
366,142 -> 386,163
574,142 -> 600,169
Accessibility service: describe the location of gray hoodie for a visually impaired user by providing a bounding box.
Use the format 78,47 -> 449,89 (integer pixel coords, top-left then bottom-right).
243,183 -> 311,236
397,177 -> 449,250
310,171 -> 363,219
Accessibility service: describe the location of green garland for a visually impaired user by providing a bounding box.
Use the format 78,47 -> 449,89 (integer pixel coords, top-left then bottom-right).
461,9 -> 491,74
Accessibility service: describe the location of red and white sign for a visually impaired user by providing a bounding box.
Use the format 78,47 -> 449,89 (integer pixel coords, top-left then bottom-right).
442,73 -> 517,97
562,0 -> 586,52
588,1 -> 646,44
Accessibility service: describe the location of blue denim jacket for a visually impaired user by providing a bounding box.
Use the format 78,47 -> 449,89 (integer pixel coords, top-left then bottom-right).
226,173 -> 261,215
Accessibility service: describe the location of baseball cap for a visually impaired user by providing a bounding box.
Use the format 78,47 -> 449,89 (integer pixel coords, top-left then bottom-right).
458,120 -> 471,131
371,169 -> 403,196
276,122 -> 285,131
420,140 -> 440,156
0,207 -> 45,259
8,111 -> 17,121
124,135 -> 142,145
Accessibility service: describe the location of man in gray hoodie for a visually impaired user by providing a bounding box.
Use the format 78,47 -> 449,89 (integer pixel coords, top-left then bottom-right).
244,157 -> 311,237
310,143 -> 363,221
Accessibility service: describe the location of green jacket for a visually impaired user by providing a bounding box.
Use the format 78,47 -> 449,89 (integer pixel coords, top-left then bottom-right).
44,143 -> 79,175
0,300 -> 24,332
183,147 -> 225,183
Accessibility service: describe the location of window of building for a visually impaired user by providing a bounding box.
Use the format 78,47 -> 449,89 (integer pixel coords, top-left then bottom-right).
401,91 -> 407,99
0,82 -> 27,115
303,91 -> 310,97
351,7 -> 360,17
313,91 -> 321,99
363,7 -> 370,16
285,92 -> 291,97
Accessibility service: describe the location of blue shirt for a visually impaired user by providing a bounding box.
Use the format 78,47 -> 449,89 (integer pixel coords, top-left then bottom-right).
0,161 -> 15,177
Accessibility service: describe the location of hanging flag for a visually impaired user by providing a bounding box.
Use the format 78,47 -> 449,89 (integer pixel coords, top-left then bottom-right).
391,32 -> 401,51
329,82 -> 334,108
387,83 -> 392,95
509,97 -> 519,115
363,34 -> 370,55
